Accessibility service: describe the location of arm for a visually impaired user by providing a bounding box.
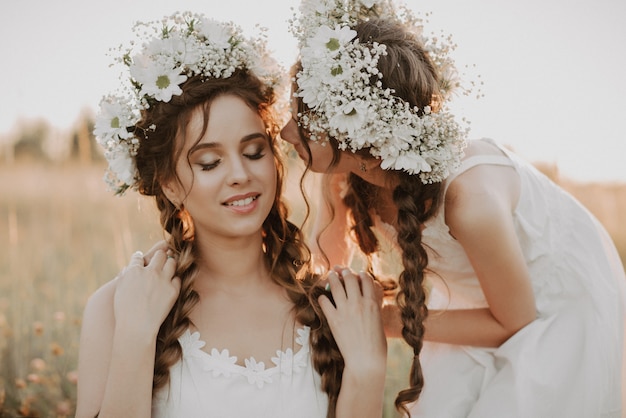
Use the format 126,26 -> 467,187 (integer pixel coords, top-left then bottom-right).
318,269 -> 387,418
432,164 -> 536,347
75,250 -> 180,418
379,164 -> 536,347
75,279 -> 116,418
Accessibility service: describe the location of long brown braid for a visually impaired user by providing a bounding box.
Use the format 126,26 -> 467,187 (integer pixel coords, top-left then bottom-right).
355,18 -> 444,414
295,17 -> 445,415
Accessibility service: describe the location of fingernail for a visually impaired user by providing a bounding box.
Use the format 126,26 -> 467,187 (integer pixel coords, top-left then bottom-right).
133,251 -> 144,257
325,283 -> 331,291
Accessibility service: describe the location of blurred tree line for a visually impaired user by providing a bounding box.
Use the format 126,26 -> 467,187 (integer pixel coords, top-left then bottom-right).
0,109 -> 102,165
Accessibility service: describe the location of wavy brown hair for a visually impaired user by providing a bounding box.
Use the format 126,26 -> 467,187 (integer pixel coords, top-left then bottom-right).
295,17 -> 444,415
133,70 -> 343,417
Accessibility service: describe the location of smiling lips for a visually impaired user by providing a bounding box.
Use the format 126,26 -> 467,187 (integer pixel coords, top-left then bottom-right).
226,195 -> 257,207
222,193 -> 260,211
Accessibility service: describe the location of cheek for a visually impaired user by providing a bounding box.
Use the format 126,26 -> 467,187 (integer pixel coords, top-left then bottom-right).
280,121 -> 301,145
309,143 -> 334,166
260,157 -> 279,186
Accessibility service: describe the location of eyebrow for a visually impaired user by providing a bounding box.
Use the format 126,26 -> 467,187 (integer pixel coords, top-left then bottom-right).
189,132 -> 268,155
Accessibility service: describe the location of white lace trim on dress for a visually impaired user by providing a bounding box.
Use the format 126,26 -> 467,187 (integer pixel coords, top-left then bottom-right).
178,326 -> 311,388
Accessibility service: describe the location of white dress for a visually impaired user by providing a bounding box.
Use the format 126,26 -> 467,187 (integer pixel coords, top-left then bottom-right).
152,326 -> 329,418
376,138 -> 626,417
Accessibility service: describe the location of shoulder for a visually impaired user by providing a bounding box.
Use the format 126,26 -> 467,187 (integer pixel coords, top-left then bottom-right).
85,278 -> 117,313
444,143 -> 520,236
75,279 -> 118,417
81,279 -> 118,335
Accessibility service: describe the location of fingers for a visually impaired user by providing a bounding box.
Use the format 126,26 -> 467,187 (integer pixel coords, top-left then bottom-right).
341,269 -> 362,299
324,268 -> 376,311
128,250 -> 145,267
357,272 -> 383,305
143,240 -> 169,264
170,276 -> 182,293
163,251 -> 177,277
326,271 -> 346,305
318,294 -> 335,318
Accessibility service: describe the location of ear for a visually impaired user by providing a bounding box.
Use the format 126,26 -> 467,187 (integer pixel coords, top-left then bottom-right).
364,158 -> 381,172
354,154 -> 380,173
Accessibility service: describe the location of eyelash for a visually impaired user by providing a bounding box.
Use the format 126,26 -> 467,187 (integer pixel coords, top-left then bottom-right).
199,149 -> 266,171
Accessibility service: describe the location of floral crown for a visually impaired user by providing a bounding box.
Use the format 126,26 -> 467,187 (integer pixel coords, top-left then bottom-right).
290,0 -> 468,183
94,11 -> 283,195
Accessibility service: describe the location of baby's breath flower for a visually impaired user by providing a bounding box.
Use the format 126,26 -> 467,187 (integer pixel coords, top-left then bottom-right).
94,11 -> 284,195
291,0 -> 469,183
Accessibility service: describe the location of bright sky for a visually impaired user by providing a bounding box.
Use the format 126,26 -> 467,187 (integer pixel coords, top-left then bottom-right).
2,0 -> 625,182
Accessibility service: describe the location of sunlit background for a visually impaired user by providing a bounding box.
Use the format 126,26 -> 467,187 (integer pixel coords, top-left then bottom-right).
1,0 -> 625,182
1,1 -> 625,416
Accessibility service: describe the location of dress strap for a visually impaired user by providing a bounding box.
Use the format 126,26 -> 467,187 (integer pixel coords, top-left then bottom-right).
443,142 -> 515,196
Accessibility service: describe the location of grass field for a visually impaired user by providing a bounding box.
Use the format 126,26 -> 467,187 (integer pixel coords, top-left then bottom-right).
1,161 -> 624,417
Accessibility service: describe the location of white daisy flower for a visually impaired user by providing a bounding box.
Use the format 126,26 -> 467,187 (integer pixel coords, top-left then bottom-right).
309,25 -> 357,55
206,348 -> 237,378
93,96 -> 135,143
329,100 -> 368,137
198,18 -> 232,49
106,146 -> 137,186
131,56 -> 187,102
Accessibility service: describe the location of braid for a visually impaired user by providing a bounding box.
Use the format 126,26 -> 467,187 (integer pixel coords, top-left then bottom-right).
343,173 -> 379,255
153,195 -> 199,391
307,285 -> 344,418
340,170 -> 442,416
392,178 -> 442,414
264,206 -> 343,418
259,136 -> 344,418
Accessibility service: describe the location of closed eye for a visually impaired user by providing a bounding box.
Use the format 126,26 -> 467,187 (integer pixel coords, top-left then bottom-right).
200,160 -> 220,171
244,150 -> 266,160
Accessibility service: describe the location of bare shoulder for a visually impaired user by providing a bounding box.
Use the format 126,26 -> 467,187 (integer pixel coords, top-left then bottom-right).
75,279 -> 118,417
445,141 -> 520,232
81,279 -> 118,336
85,279 -> 117,315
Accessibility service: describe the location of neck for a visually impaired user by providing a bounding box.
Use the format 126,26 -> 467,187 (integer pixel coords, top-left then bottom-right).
193,233 -> 270,291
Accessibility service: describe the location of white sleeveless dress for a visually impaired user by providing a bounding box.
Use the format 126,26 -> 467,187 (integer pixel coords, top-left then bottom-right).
152,326 -> 329,418
376,138 -> 626,417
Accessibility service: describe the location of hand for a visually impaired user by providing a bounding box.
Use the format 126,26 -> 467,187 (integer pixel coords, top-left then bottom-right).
113,250 -> 181,337
113,241 -> 169,278
141,240 -> 170,265
318,268 -> 387,375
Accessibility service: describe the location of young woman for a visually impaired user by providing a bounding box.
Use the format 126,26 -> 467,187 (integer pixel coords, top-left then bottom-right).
282,0 -> 626,416
76,12 -> 386,418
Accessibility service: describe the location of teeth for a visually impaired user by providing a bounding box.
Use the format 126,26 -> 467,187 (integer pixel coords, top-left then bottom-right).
227,196 -> 256,207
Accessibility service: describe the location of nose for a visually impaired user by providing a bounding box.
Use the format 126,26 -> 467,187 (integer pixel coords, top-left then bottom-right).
227,155 -> 251,185
280,118 -> 301,145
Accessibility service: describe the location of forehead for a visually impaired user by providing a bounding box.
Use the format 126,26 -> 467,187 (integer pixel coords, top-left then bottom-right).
181,95 -> 265,147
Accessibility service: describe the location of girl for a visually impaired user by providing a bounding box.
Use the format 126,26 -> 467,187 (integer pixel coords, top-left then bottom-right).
76,12 -> 386,418
282,1 -> 626,416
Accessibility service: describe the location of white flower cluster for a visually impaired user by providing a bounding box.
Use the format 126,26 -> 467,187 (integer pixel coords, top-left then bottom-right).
94,11 -> 283,195
290,0 -> 468,183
